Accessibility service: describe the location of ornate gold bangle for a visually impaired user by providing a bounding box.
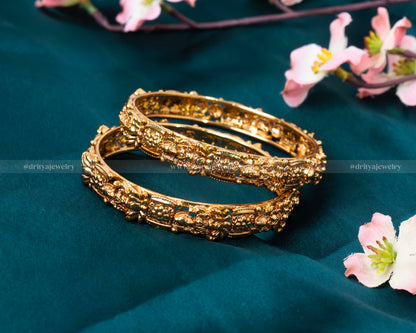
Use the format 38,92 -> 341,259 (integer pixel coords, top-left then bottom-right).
119,89 -> 326,193
81,125 -> 300,240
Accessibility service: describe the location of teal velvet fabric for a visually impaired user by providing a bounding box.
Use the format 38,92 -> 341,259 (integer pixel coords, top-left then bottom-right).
1,1 -> 416,332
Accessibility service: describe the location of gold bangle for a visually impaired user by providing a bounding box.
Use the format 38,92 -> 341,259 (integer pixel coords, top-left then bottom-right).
119,89 -> 326,193
81,125 -> 300,240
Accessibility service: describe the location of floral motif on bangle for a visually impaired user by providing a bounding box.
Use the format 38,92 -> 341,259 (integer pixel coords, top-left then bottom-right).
187,143 -> 216,177
142,126 -> 164,150
88,163 -> 110,189
148,201 -> 174,225
205,207 -> 232,240
120,109 -> 148,148
124,188 -> 150,223
172,211 -> 195,233
232,209 -> 257,233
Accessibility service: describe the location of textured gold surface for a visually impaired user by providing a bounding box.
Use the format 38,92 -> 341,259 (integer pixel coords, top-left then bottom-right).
119,89 -> 326,193
81,125 -> 300,240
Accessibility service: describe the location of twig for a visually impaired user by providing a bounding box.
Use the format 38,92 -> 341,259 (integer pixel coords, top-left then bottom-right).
91,11 -> 123,32
79,0 -> 124,31
269,0 -> 294,13
161,2 -> 199,28
135,0 -> 415,32
388,48 -> 416,59
74,0 -> 415,32
345,73 -> 416,89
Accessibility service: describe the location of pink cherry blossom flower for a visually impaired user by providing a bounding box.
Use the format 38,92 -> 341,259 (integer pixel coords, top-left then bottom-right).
282,12 -> 366,107
355,7 -> 411,75
344,213 -> 416,295
117,0 -> 196,32
35,0 -> 81,7
358,35 -> 416,106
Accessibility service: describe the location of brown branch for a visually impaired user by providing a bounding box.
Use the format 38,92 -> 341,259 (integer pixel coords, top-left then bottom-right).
161,2 -> 199,28
91,11 -> 123,32
77,0 -> 124,31
399,50 -> 416,58
136,0 -> 415,32
387,48 -> 416,59
269,0 -> 294,13
345,73 -> 416,89
72,0 -> 416,32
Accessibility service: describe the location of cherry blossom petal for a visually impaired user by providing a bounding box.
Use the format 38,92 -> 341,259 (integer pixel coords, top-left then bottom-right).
281,0 -> 303,6
144,2 -> 162,20
357,69 -> 393,98
358,213 -> 397,256
361,67 -> 384,82
400,34 -> 416,50
361,9 -> 411,74
386,53 -> 401,76
117,0 -> 162,32
372,7 -> 391,40
344,253 -> 393,288
350,53 -> 378,75
321,46 -> 366,71
328,12 -> 352,54
372,56 -> 388,74
370,16 -> 411,71
385,34 -> 416,105
116,0 -> 130,24
389,35 -> 416,74
396,80 -> 416,106
281,79 -> 316,108
285,43 -> 326,85
35,0 -> 80,7
382,16 -> 412,52
389,215 -> 416,294
358,85 -> 392,99
167,0 -> 196,7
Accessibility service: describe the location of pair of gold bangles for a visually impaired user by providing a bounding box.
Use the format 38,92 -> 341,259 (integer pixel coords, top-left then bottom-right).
81,89 -> 326,240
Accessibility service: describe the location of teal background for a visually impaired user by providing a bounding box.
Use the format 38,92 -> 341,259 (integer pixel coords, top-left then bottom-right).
1,0 -> 416,332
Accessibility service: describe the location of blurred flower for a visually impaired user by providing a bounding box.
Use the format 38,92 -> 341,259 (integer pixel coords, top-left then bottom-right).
281,0 -> 302,6
356,7 -> 411,75
35,0 -> 82,7
344,213 -> 416,295
117,0 -> 196,32
358,35 -> 416,106
282,12 -> 366,107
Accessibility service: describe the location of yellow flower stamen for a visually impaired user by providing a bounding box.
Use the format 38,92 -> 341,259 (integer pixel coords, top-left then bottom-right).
364,31 -> 383,57
393,58 -> 416,76
311,48 -> 332,74
367,236 -> 397,274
